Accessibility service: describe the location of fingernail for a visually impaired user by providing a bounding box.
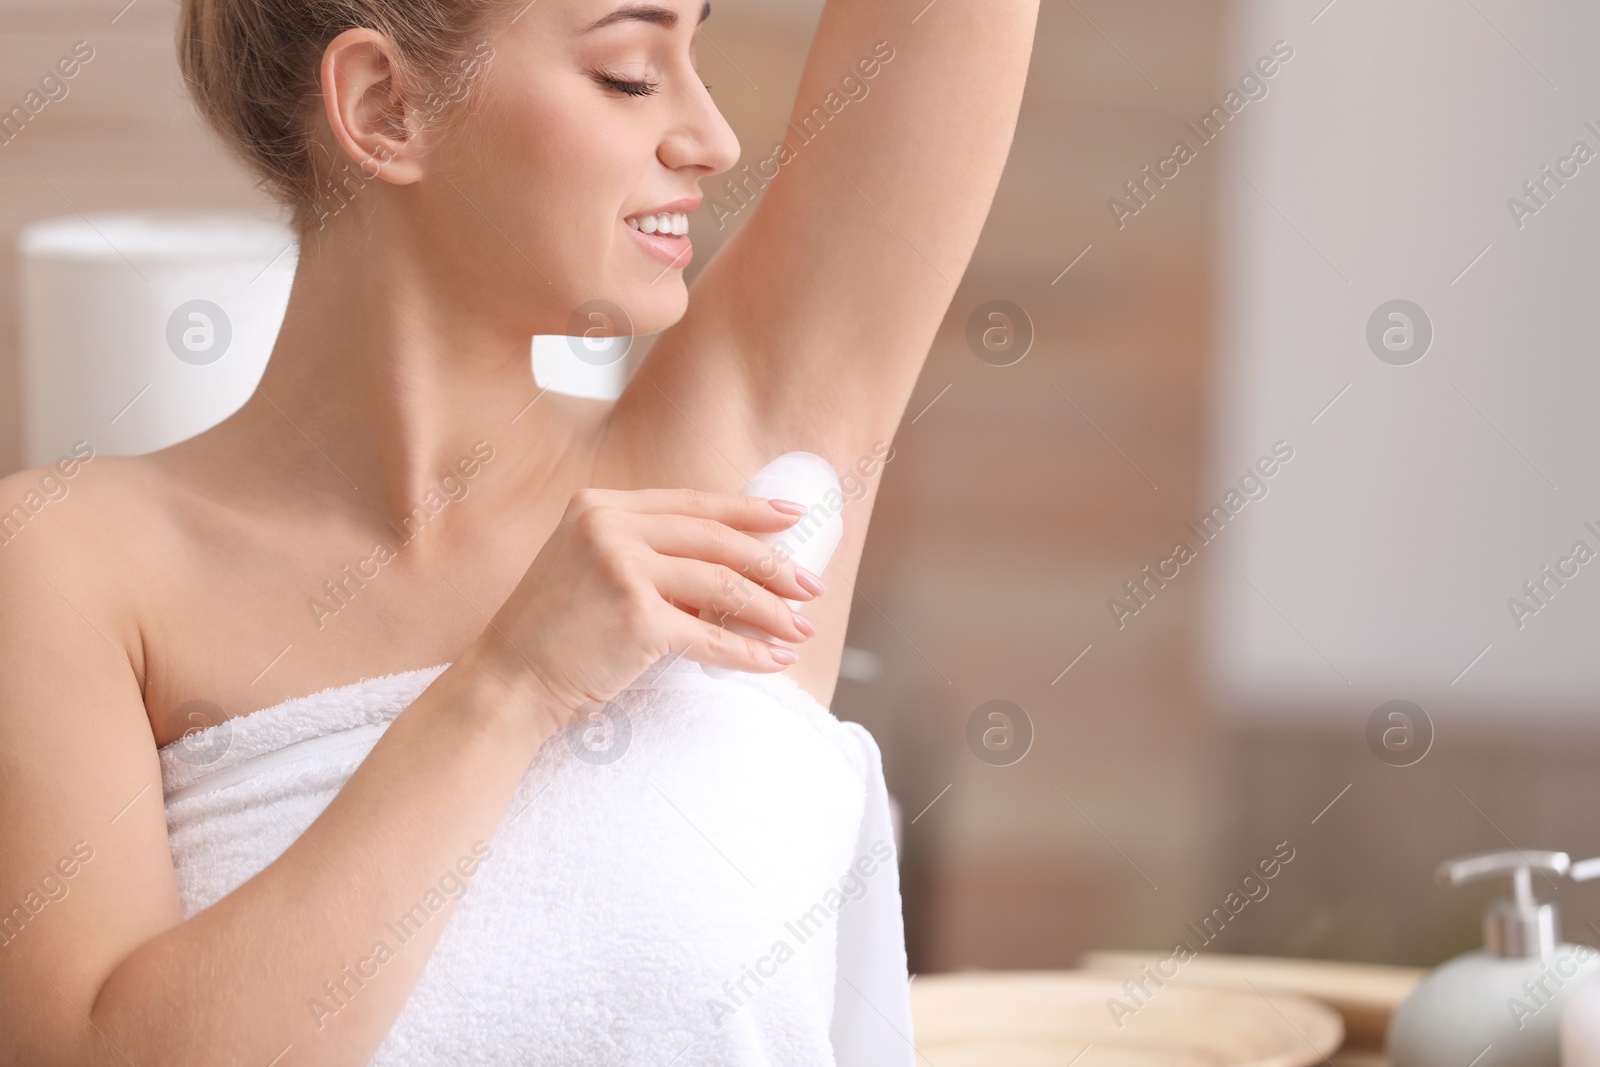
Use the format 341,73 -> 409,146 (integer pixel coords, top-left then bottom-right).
792,611 -> 816,637
768,498 -> 808,516
769,645 -> 799,665
793,566 -> 826,596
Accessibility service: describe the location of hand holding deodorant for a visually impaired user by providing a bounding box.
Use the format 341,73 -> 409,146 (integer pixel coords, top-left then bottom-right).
700,452 -> 845,680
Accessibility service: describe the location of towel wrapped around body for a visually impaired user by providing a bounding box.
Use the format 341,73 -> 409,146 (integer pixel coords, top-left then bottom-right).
159,652 -> 914,1066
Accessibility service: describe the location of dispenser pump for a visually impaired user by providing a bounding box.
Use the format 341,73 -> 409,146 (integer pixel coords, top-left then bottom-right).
1390,848 -> 1597,1067
1435,850 -> 1569,959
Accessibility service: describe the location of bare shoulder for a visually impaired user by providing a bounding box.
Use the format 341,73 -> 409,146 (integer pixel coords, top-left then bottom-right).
0,446 -> 170,683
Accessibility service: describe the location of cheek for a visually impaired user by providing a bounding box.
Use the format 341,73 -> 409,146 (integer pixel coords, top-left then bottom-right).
437,66 -> 690,331
438,109 -> 585,289
482,90 -> 636,243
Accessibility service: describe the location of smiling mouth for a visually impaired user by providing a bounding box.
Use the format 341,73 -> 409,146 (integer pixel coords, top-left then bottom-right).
625,212 -> 690,236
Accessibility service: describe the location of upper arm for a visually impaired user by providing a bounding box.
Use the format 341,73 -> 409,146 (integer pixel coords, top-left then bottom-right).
616,0 -> 1040,461
0,473 -> 182,1062
597,1 -> 1034,703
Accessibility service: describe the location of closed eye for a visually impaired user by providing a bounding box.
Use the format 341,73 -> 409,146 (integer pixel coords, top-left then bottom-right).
591,69 -> 661,97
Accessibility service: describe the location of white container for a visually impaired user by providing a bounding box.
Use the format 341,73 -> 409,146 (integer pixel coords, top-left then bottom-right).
701,451 -> 845,680
1390,852 -> 1600,1067
19,212 -> 297,466
531,333 -> 634,400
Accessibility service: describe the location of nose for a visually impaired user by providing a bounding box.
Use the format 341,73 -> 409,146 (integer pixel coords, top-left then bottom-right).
659,78 -> 741,177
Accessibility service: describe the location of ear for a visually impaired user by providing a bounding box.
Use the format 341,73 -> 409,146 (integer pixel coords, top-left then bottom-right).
320,28 -> 426,187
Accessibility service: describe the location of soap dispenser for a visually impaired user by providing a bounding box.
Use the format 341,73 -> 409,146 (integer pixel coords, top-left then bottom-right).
1557,856 -> 1600,1066
1389,851 -> 1600,1067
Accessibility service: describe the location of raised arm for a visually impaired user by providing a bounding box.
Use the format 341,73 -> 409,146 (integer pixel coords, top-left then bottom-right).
615,0 -> 1040,463
601,0 -> 1038,703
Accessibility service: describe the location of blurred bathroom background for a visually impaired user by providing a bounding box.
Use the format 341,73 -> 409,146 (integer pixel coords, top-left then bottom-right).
4,0 -> 1600,975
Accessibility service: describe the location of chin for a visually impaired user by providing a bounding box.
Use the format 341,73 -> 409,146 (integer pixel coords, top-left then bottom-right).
609,276 -> 688,337
538,234 -> 693,340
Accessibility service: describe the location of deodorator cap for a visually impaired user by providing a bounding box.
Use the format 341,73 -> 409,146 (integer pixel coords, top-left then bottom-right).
700,451 -> 845,679
741,451 -> 846,579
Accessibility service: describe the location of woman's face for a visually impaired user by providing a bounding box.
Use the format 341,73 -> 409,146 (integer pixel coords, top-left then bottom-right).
412,0 -> 741,338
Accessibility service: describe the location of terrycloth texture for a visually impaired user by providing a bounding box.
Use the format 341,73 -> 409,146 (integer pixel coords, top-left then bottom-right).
159,654 -> 915,1066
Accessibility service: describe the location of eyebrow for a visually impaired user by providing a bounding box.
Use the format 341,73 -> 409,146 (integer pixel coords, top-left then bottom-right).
582,2 -> 710,33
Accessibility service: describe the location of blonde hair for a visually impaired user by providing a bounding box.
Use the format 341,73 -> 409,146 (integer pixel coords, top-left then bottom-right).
177,0 -> 504,231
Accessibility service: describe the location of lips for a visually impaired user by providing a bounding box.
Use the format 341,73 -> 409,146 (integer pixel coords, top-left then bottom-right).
623,197 -> 701,270
625,220 -> 694,269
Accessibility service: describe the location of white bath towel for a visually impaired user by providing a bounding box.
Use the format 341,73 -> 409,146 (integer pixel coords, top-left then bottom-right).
160,653 -> 916,1065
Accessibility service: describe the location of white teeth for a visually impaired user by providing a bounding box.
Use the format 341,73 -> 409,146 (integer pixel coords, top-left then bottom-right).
627,212 -> 690,236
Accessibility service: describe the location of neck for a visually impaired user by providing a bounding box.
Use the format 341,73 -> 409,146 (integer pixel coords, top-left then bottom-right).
237,222 -> 568,527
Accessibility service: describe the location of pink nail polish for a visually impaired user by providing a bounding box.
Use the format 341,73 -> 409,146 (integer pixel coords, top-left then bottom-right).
769,645 -> 798,665
793,566 -> 826,596
768,498 -> 808,516
792,611 -> 817,637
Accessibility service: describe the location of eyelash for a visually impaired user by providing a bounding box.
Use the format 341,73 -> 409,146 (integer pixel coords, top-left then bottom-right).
593,69 -> 661,97
590,69 -> 713,98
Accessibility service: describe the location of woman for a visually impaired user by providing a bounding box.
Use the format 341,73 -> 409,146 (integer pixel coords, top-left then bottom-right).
0,0 -> 1036,1062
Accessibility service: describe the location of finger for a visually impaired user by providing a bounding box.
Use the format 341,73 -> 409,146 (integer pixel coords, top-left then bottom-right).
649,556 -> 813,644
624,512 -> 819,602
658,601 -> 799,674
566,486 -> 812,534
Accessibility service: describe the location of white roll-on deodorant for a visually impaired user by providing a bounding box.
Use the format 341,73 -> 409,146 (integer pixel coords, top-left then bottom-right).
701,451 -> 845,680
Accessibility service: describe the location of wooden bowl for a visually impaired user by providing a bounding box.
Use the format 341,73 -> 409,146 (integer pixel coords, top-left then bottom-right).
1079,952 -> 1423,1049
912,970 -> 1345,1067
